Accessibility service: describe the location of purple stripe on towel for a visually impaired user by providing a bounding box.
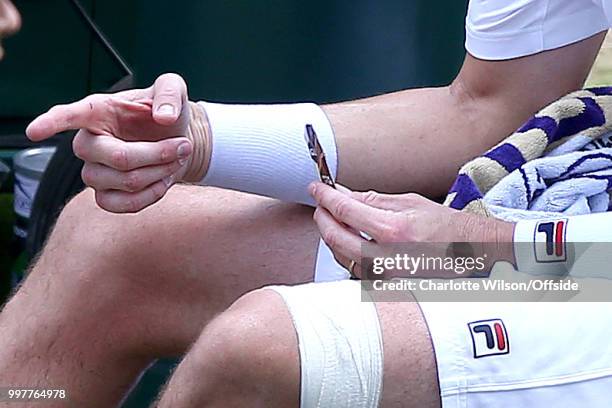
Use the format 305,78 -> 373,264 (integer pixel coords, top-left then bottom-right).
568,173 -> 612,190
485,143 -> 526,172
589,87 -> 612,96
554,98 -> 605,142
448,174 -> 483,210
557,152 -> 612,180
517,116 -> 557,138
519,167 -> 532,203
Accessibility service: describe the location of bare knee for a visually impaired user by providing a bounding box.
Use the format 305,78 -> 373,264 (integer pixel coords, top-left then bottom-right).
195,289 -> 299,387
26,188 -> 149,305
164,289 -> 300,407
41,188 -> 177,284
41,188 -> 141,266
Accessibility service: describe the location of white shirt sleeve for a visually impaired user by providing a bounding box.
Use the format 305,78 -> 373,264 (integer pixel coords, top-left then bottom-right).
466,0 -> 610,60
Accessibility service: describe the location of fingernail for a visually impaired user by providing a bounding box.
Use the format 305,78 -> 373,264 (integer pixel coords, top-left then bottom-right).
178,158 -> 187,166
163,175 -> 175,187
177,142 -> 191,158
157,104 -> 175,117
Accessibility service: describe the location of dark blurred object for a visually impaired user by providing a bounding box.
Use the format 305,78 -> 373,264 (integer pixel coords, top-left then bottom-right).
26,133 -> 83,257
0,160 -> 9,188
12,147 -> 57,248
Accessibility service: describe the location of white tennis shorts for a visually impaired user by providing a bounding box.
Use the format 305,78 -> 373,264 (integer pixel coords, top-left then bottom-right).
269,240 -> 612,408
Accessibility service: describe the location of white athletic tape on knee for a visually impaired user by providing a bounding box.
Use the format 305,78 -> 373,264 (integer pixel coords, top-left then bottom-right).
199,102 -> 337,206
269,281 -> 383,408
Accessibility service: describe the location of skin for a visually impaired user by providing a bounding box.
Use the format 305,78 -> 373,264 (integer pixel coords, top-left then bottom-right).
0,3 -> 607,405
0,0 -> 20,59
309,183 -> 516,276
24,37 -> 604,211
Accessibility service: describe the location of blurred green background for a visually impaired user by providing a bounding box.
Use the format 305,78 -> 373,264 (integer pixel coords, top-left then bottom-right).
1,0 -> 468,114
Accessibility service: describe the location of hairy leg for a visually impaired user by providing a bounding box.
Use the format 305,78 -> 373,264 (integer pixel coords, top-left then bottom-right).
0,185 -> 318,407
156,287 -> 440,408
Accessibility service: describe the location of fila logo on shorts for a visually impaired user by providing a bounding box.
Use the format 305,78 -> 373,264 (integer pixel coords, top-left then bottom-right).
534,219 -> 568,263
468,319 -> 510,358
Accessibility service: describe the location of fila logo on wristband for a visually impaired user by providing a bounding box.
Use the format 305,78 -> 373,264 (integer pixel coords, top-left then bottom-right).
468,319 -> 510,358
534,219 -> 568,263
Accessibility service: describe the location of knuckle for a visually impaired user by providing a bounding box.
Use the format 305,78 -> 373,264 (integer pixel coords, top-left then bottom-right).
362,190 -> 380,206
159,145 -> 173,162
150,182 -> 167,200
403,192 -> 422,204
101,95 -> 116,110
63,110 -> 77,126
94,191 -> 112,212
379,221 -> 403,242
126,198 -> 142,213
111,148 -> 130,171
333,198 -> 351,219
321,229 -> 339,250
125,197 -> 141,213
80,165 -> 95,186
87,94 -> 105,109
72,135 -> 87,159
89,94 -> 107,104
122,172 -> 142,192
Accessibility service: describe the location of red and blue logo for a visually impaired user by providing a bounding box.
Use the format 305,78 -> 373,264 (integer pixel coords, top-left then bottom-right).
468,319 -> 509,358
534,219 -> 568,263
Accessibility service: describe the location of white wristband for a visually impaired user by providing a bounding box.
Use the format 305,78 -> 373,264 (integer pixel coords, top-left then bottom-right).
199,102 -> 337,206
513,214 -> 612,278
513,218 -> 571,277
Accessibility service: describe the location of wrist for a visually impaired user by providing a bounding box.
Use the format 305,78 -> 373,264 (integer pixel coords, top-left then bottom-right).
182,101 -> 212,182
197,102 -> 337,205
488,218 -> 516,266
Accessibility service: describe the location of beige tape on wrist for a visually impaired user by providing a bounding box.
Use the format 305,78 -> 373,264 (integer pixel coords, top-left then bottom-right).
183,101 -> 213,182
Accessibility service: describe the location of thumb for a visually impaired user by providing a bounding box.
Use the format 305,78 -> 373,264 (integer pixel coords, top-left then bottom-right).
151,73 -> 188,126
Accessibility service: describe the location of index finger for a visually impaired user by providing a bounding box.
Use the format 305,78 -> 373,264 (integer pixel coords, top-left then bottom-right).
309,182 -> 394,241
25,95 -> 104,141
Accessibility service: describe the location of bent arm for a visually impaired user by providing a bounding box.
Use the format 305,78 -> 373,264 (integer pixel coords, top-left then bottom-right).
23,33 -> 606,212
329,32 -> 606,197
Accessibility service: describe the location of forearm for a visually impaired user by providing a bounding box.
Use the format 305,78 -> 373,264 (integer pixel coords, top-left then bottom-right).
185,86 -> 529,202
328,36 -> 605,197
187,39 -> 601,204
327,84 -> 536,197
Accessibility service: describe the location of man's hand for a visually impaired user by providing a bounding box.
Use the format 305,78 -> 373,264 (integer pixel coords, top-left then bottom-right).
309,182 -> 515,278
26,73 -> 198,213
